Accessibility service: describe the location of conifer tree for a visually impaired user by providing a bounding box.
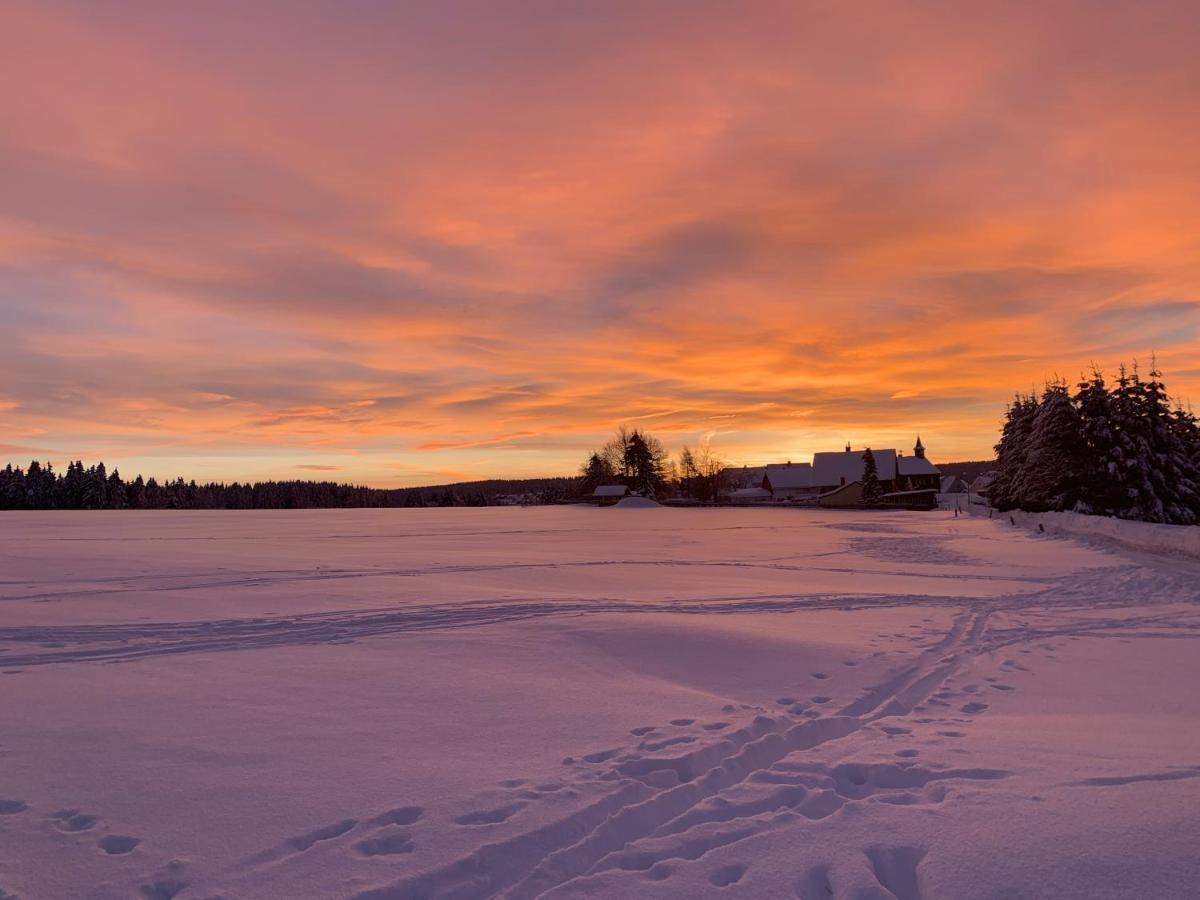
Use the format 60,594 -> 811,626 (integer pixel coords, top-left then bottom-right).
1074,368 -> 1122,515
578,452 -> 616,496
860,448 -> 883,503
1014,381 -> 1084,511
990,394 -> 1040,511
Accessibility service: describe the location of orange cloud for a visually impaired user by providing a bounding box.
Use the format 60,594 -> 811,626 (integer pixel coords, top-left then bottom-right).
2,2 -> 1199,485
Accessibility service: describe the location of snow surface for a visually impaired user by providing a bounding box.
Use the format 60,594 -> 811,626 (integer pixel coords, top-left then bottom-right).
973,505 -> 1200,560
612,496 -> 662,508
0,507 -> 1198,899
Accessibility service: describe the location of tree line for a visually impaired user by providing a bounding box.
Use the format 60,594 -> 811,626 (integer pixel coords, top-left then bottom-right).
990,362 -> 1200,525
0,460 -> 577,510
578,426 -> 727,502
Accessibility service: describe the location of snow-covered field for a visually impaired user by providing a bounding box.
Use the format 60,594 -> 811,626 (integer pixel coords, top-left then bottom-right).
1,507 -> 1198,899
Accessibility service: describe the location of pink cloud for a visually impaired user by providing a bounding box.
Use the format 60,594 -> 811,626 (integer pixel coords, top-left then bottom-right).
2,2 -> 1199,484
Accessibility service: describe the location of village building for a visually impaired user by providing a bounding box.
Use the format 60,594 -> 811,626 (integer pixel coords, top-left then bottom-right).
726,486 -> 772,503
591,484 -> 628,506
760,461 -> 818,501
723,465 -> 768,490
940,475 -> 968,494
724,438 -> 941,507
811,437 -> 939,492
970,472 -> 996,497
812,437 -> 941,508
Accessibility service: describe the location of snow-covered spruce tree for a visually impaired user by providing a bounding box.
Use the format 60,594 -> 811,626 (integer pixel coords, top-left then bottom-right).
1103,362 -> 1200,524
1170,402 -> 1200,486
1105,364 -> 1144,519
1137,364 -> 1200,524
1014,381 -> 1085,512
1109,364 -> 1162,522
1074,368 -> 1123,515
860,448 -> 884,503
989,393 -> 1041,511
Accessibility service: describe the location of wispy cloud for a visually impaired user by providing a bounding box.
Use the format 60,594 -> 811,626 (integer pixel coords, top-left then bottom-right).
2,1 -> 1199,484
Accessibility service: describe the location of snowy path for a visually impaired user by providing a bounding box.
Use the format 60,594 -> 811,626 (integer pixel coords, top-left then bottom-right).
0,507 -> 1198,898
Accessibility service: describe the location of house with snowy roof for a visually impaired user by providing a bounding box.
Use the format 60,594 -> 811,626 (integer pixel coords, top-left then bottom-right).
760,461 -> 818,500
591,484 -> 628,506
941,475 -> 968,494
811,437 -> 939,493
970,472 -> 996,496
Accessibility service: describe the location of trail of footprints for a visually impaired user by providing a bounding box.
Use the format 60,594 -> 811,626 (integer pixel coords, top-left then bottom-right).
233,650 -> 1012,898
327,649 -> 1010,898
0,799 -> 142,856
1,630 -> 1041,899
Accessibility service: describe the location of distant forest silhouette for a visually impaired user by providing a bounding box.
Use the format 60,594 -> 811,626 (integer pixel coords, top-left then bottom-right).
0,462 -> 577,510
2,455 -> 993,512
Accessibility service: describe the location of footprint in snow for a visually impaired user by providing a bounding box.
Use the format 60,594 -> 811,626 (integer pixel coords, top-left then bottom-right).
811,672 -> 830,680
0,800 -> 28,815
641,736 -> 694,752
582,748 -> 620,763
140,878 -> 187,900
646,862 -> 674,881
288,818 -> 357,851
454,802 -> 524,826
356,831 -> 415,856
709,862 -> 748,887
52,811 -> 100,832
775,698 -> 796,706
961,702 -> 989,714
99,835 -> 141,855
629,726 -> 656,736
669,718 -> 696,726
811,696 -> 831,704
372,806 -> 423,827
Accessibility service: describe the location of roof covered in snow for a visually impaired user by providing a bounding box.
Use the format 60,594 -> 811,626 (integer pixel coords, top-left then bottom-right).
812,449 -> 897,487
592,484 -> 628,497
971,472 -> 996,490
897,455 -> 940,476
763,462 -> 813,490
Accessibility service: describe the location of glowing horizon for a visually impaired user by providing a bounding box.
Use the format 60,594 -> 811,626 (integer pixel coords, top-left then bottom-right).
3,2 -> 1199,487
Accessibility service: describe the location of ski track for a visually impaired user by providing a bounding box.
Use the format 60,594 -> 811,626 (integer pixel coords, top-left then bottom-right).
2,564 -> 1196,671
0,550 -> 1045,605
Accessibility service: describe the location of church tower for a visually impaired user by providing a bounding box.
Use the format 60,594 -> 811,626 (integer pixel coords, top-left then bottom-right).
914,435 -> 925,459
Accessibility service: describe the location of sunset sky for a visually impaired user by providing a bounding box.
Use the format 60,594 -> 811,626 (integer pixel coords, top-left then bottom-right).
2,1 -> 1199,486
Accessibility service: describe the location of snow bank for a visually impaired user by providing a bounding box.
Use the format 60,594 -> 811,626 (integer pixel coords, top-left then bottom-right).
976,505 -> 1200,560
612,496 -> 662,508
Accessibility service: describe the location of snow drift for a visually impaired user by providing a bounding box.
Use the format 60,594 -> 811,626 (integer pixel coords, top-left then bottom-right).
974,505 -> 1200,560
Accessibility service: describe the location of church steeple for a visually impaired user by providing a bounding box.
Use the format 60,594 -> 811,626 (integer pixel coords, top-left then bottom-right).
914,435 -> 925,459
